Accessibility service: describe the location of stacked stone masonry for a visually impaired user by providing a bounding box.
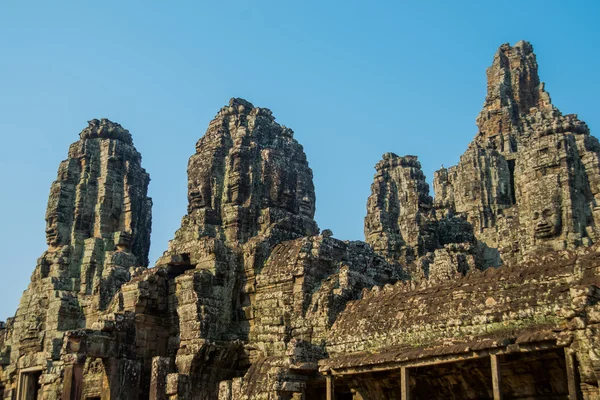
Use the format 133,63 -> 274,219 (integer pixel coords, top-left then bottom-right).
1,41 -> 600,399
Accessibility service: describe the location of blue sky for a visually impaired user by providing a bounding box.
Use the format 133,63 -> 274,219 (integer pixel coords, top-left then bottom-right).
0,1 -> 598,319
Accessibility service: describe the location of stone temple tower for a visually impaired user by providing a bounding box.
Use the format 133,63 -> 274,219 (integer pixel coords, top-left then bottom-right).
2,42 -> 600,400
365,41 -> 600,281
0,119 -> 151,399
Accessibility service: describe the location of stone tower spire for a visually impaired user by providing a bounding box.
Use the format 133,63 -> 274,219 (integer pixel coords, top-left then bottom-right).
476,40 -> 553,140
432,41 -> 600,267
364,153 -> 437,263
160,97 -> 318,266
45,118 -> 152,264
2,119 -> 151,383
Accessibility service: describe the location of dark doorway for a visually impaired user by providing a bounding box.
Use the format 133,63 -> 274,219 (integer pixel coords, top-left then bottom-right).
500,348 -> 569,399
412,357 -> 493,400
20,369 -> 42,400
410,349 -> 570,400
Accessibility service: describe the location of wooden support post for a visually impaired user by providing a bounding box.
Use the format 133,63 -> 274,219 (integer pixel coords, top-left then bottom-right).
490,354 -> 502,400
400,366 -> 410,400
565,348 -> 580,400
326,374 -> 335,400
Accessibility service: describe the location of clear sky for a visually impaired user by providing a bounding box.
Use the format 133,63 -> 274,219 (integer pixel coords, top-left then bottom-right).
0,1 -> 598,320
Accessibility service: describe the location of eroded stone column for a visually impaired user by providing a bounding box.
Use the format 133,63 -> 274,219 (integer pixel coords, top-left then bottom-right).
565,348 -> 581,400
61,363 -> 83,400
149,357 -> 169,400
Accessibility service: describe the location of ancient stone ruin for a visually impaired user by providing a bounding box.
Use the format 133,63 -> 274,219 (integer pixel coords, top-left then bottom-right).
1,40 -> 600,399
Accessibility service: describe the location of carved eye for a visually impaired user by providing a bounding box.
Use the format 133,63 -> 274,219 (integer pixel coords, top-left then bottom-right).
542,208 -> 552,218
533,212 -> 540,220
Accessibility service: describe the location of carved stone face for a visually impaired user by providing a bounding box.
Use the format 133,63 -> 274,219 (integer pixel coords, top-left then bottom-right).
45,211 -> 70,247
268,168 -> 294,209
114,231 -> 133,251
45,216 -> 60,246
187,151 -> 215,213
231,151 -> 243,172
299,195 -> 314,217
532,203 -> 562,239
522,136 -> 566,241
226,151 -> 249,205
188,180 -> 208,212
227,180 -> 242,204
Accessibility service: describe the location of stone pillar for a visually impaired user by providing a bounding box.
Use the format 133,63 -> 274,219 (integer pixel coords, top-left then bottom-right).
325,374 -> 335,400
565,348 -> 581,400
61,365 -> 73,400
150,357 -> 170,400
105,358 -> 120,400
400,366 -> 410,400
166,373 -> 190,399
62,363 -> 83,400
73,363 -> 83,400
218,380 -> 232,400
491,354 -> 502,400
